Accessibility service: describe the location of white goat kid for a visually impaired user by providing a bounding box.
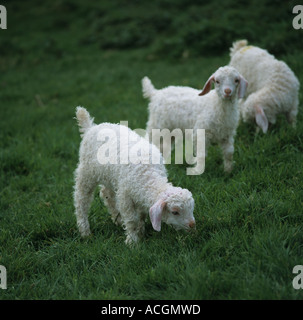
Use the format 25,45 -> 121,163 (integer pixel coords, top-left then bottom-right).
73,107 -> 196,245
142,66 -> 247,173
229,40 -> 300,133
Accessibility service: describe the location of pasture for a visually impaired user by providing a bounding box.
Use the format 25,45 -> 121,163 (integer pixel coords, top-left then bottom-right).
0,0 -> 303,299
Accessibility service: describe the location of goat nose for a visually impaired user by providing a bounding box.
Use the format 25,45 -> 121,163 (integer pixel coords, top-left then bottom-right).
189,220 -> 196,228
224,88 -> 231,94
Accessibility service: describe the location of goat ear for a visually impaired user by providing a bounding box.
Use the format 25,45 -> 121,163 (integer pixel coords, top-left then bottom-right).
255,106 -> 268,133
199,74 -> 215,96
238,75 -> 248,99
149,199 -> 166,231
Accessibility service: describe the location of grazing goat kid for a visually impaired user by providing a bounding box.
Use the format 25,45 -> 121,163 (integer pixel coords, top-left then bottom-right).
229,39 -> 300,133
73,107 -> 195,245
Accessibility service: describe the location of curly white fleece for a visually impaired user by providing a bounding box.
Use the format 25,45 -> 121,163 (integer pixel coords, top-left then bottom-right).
229,40 -> 300,132
73,107 -> 195,245
142,66 -> 247,173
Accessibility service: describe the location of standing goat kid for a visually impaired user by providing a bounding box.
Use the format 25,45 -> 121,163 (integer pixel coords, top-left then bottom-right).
142,66 -> 247,173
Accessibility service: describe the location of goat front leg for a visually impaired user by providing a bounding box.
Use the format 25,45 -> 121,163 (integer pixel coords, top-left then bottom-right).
99,186 -> 122,226
220,137 -> 234,173
116,190 -> 145,246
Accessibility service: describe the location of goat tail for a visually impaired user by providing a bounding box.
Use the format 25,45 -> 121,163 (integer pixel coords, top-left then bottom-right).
230,39 -> 248,57
142,76 -> 156,99
75,106 -> 94,137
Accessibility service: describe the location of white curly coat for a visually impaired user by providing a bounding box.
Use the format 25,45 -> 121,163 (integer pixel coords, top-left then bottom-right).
142,66 -> 248,173
229,40 -> 300,133
73,107 -> 195,245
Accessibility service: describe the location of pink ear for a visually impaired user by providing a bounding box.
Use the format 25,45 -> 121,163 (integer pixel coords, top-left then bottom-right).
199,74 -> 215,96
238,75 -> 248,99
149,199 -> 166,231
255,105 -> 268,133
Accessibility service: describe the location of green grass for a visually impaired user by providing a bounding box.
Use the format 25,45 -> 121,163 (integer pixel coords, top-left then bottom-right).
1,0 -> 303,299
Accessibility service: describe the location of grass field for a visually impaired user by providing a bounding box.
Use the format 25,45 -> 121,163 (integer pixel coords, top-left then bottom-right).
1,0 -> 303,299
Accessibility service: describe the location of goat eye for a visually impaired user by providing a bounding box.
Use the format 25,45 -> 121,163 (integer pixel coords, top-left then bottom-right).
235,79 -> 239,83
215,80 -> 220,84
172,211 -> 179,216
